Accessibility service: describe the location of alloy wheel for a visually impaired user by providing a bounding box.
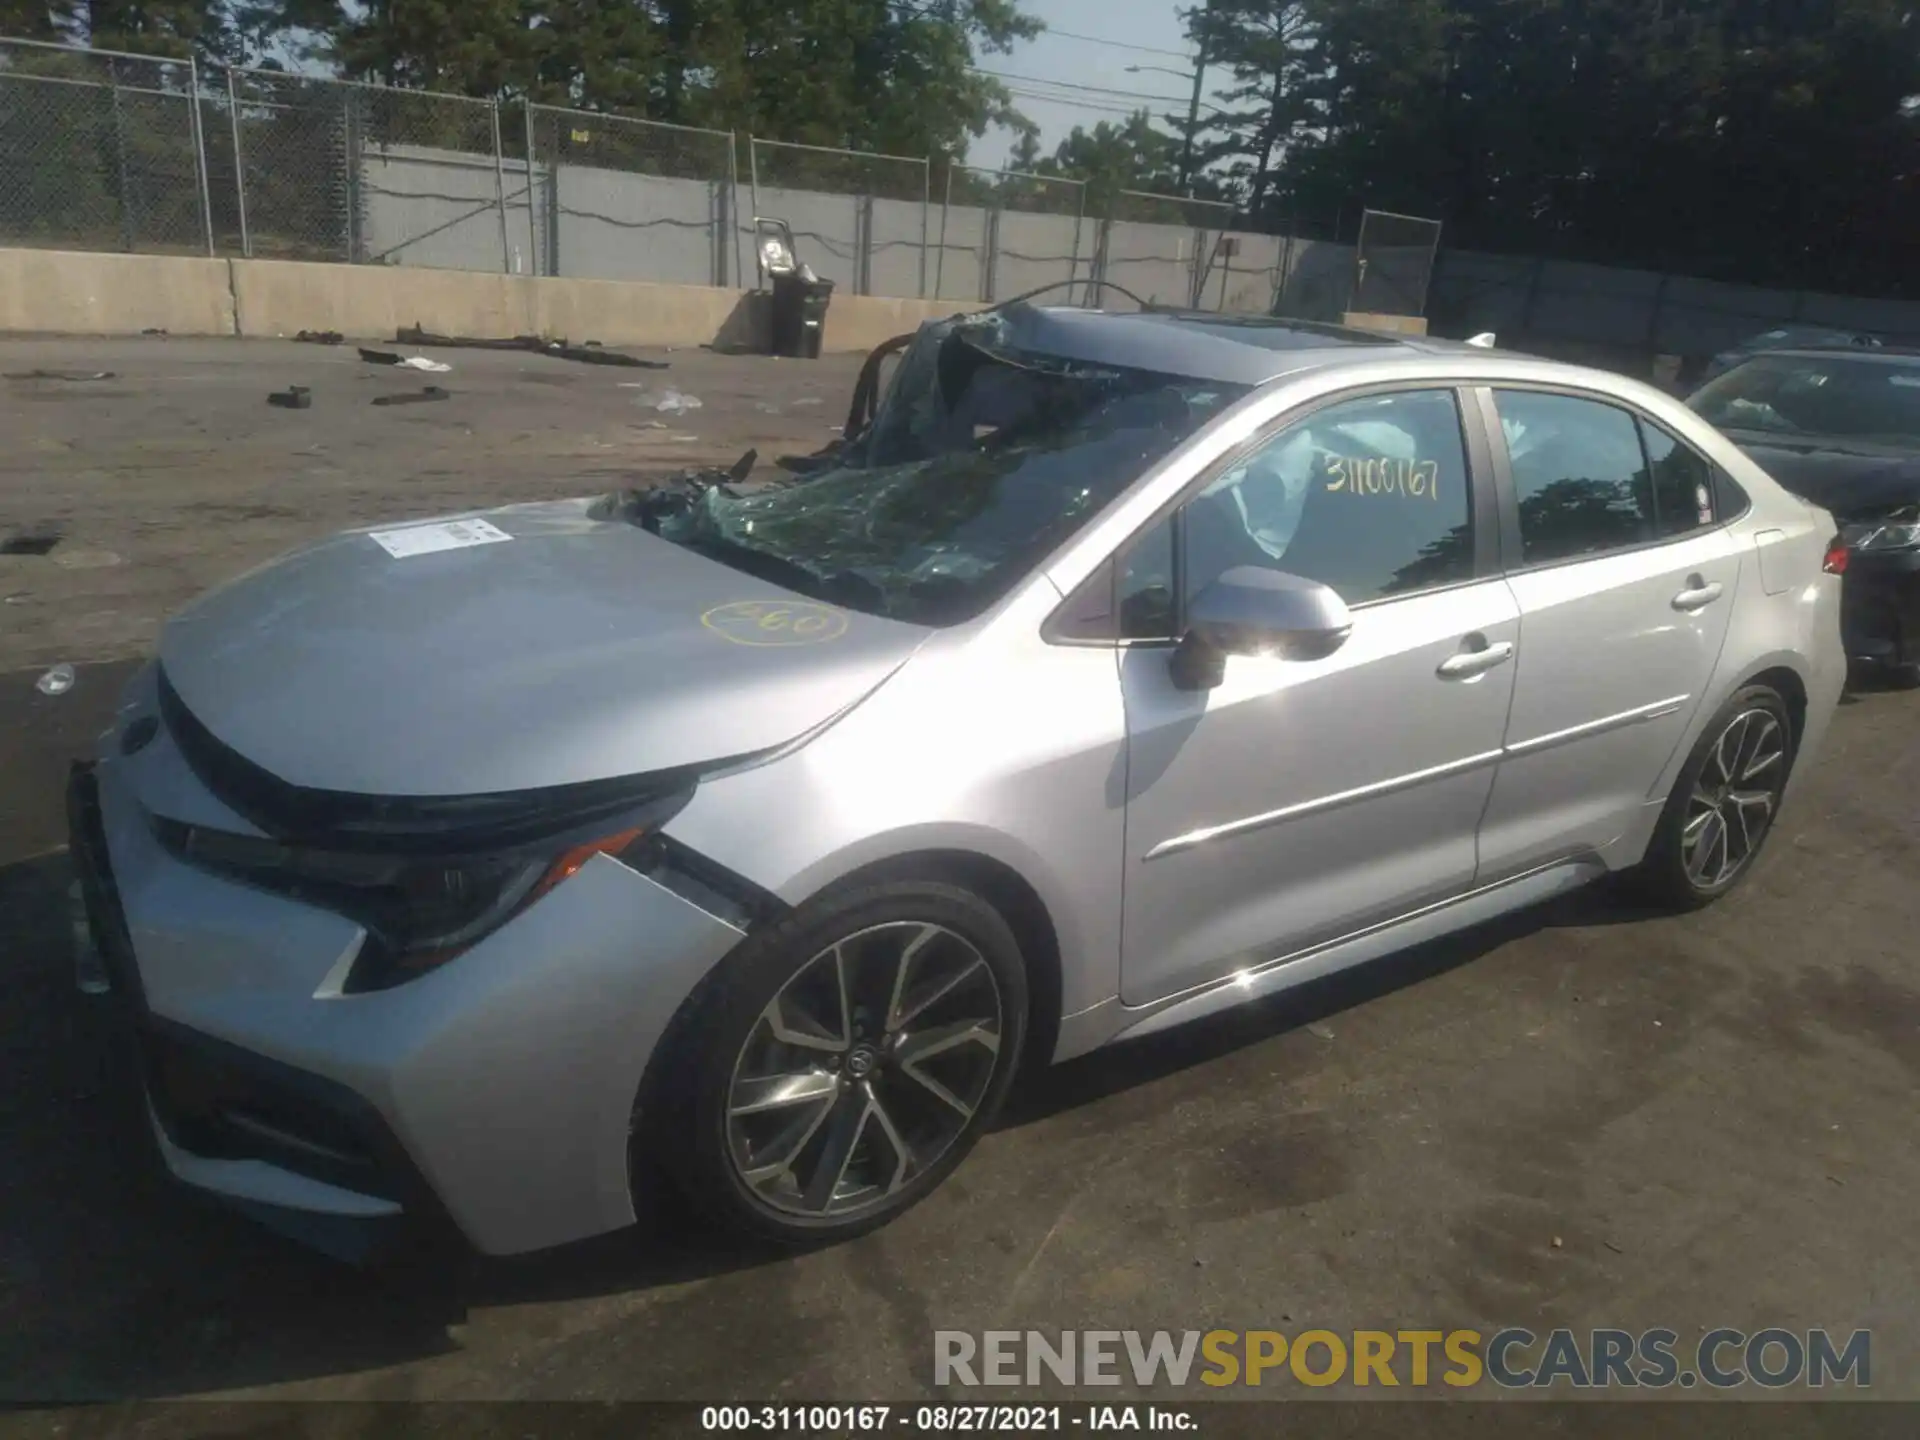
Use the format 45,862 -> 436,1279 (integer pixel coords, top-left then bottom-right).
725,921 -> 1004,1220
1681,708 -> 1787,890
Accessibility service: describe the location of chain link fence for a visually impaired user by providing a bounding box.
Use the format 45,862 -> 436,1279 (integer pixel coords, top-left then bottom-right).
0,32 -> 1317,318
0,37 -> 210,255
521,104 -> 738,285
748,138 -> 930,297
935,163 -> 1085,304
1096,190 -> 1237,310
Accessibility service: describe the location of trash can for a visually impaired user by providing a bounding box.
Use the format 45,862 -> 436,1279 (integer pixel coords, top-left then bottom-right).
771,268 -> 834,359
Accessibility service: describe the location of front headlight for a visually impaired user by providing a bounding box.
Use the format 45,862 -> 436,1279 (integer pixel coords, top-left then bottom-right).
1843,520 -> 1920,552
154,805 -> 680,990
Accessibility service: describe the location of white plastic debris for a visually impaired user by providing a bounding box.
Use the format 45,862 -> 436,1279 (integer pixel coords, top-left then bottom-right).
653,390 -> 704,415
1466,332 -> 1497,348
36,662 -> 75,696
790,395 -> 823,407
398,355 -> 452,373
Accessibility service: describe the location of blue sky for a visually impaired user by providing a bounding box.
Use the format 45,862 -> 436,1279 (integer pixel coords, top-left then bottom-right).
966,0 -> 1204,170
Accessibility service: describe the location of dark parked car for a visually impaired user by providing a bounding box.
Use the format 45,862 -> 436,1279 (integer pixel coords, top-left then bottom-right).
1690,347 -> 1920,684
1695,327 -> 1882,386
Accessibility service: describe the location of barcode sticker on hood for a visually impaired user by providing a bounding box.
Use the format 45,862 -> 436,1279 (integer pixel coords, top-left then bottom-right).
368,519 -> 512,559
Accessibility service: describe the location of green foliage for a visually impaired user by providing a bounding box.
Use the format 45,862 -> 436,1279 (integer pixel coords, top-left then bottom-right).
1230,0 -> 1920,292
231,0 -> 1040,166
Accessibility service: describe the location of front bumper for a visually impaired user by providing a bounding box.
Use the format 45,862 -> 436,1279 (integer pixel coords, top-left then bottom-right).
1841,549 -> 1920,667
69,687 -> 749,1258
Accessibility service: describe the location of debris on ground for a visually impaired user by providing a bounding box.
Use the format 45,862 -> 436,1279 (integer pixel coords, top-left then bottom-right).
358,349 -> 451,372
52,549 -> 121,570
0,527 -> 62,557
790,396 -> 824,407
393,324 -> 668,369
1306,1021 -> 1336,1041
5,369 -> 116,382
141,327 -> 169,337
371,386 -> 451,407
547,343 -> 665,369
35,663 -> 75,697
267,385 -> 312,409
296,330 -> 345,345
652,390 -> 703,414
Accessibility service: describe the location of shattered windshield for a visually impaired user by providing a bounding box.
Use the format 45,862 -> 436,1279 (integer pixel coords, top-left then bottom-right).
652,351 -> 1242,626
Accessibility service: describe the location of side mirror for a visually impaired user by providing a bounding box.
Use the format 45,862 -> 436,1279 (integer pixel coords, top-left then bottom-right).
1169,567 -> 1353,691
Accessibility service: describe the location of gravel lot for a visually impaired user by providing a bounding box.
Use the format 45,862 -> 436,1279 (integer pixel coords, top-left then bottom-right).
1,335 -> 1915,1426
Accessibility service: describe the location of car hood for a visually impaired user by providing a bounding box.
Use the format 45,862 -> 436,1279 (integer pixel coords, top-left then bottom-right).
1720,429 -> 1920,521
157,499 -> 929,797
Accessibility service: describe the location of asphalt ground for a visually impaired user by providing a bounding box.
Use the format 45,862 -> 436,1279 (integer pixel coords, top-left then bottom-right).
1,336 -> 1915,1429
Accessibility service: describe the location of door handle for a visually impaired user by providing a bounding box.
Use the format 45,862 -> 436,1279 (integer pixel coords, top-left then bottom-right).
1672,577 -> 1725,612
1437,639 -> 1514,679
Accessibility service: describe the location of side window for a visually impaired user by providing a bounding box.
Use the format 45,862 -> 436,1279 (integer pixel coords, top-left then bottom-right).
1639,420 -> 1718,537
1117,519 -> 1176,638
1176,389 -> 1475,612
1493,390 -> 1655,564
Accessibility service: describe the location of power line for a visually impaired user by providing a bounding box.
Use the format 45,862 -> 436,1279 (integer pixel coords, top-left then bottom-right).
975,68 -> 1192,103
1039,27 -> 1194,59
999,82 -> 1255,127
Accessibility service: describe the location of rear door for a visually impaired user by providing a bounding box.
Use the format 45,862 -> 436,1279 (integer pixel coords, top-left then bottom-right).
1473,387 -> 1743,879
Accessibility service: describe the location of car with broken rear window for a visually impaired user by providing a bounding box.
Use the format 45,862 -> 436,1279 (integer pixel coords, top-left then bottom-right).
1688,345 -> 1920,685
70,303 -> 1846,1261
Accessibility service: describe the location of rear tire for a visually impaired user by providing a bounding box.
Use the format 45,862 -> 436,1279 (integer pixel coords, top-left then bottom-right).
1629,684 -> 1795,911
646,879 -> 1028,1246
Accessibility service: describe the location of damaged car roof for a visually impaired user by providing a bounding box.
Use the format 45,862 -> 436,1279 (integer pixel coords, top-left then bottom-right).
970,304 -> 1476,386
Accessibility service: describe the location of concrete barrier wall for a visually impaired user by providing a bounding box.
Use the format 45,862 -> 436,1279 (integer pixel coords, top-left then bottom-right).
230,257 -> 537,340
0,247 -> 966,352
0,247 -> 236,336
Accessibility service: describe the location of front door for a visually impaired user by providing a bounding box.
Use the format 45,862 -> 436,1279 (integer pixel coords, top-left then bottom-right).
1115,387 -> 1519,1007
1473,388 -> 1743,878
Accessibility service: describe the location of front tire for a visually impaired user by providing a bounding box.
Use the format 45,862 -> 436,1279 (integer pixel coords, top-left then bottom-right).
1630,684 -> 1795,910
650,879 -> 1028,1245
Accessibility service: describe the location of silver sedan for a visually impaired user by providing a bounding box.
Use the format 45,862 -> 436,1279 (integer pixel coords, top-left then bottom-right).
70,306 -> 1846,1259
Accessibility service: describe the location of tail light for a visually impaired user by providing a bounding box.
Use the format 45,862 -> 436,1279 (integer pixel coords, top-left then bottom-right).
1822,534 -> 1850,575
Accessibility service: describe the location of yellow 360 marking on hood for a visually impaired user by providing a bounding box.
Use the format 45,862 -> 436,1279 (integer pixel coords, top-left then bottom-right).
702,599 -> 851,646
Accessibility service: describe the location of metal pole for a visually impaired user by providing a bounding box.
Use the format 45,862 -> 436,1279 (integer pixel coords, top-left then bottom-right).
225,66 -> 250,257
919,158 -> 930,298
107,60 -> 136,252
524,104 -> 541,276
936,163 -> 951,299
343,89 -> 359,263
1178,4 -> 1211,194
748,137 -> 762,286
490,101 -> 513,273
188,57 -> 215,255
725,132 -> 741,293
1069,180 -> 1085,305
